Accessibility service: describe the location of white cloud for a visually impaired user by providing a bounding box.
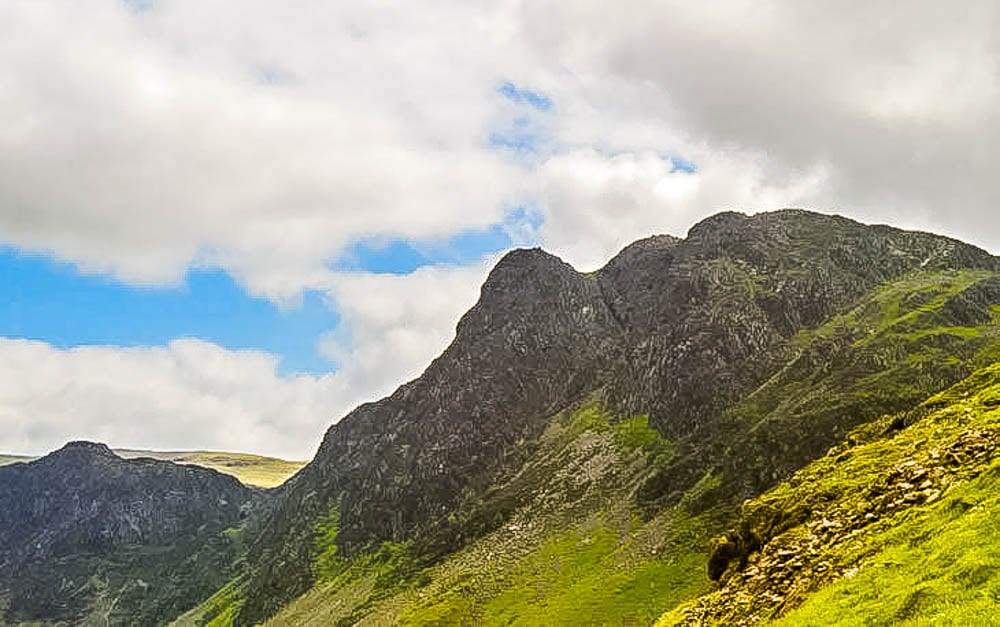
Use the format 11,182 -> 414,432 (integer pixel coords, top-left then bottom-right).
320,260 -> 496,396
533,148 -> 828,270
3,1 -> 1000,455
5,0 -> 998,289
0,338 -> 336,459
0,262 -> 494,459
0,0 -> 526,300
517,0 -> 1000,252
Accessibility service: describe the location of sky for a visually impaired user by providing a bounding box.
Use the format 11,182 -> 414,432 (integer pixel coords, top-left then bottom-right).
1,1 -> 999,459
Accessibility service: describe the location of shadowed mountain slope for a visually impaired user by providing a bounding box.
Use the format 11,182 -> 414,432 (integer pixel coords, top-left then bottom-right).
0,442 -> 259,625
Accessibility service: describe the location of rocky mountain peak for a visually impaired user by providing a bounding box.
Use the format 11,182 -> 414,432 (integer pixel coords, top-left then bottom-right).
685,209 -> 751,241
228,210 -> 1000,624
458,247 -> 583,332
50,440 -> 117,459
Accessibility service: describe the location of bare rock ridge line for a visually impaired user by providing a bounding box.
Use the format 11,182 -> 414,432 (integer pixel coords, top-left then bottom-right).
235,209 -> 1000,624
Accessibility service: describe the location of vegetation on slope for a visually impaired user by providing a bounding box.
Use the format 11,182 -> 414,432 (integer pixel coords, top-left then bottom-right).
660,362 -> 1000,625
116,450 -> 306,488
663,269 -> 1000,511
179,402 -> 718,626
779,458 -> 1000,626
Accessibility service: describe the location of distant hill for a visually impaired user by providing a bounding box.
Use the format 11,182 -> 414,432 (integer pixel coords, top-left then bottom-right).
0,448 -> 305,488
0,442 -> 264,625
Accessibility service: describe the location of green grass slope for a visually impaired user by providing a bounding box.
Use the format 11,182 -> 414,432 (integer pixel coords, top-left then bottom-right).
177,402 -> 721,627
661,362 -> 1000,625
116,450 -> 306,488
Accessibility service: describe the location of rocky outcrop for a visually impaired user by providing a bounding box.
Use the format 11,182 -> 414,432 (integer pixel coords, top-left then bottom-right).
0,441 -> 257,625
602,210 -> 998,439
678,420 -> 1000,625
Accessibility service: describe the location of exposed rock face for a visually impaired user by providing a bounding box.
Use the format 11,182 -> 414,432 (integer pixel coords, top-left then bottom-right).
237,209 -> 1000,623
0,441 -> 256,625
240,248 -> 625,620
602,210 -> 997,439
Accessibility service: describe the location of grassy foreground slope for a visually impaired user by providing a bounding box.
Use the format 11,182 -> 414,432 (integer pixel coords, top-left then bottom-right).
0,449 -> 305,488
661,363 -> 1000,625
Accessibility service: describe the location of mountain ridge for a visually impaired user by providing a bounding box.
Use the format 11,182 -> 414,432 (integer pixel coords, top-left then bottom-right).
225,209 -> 1000,625
0,447 -> 306,489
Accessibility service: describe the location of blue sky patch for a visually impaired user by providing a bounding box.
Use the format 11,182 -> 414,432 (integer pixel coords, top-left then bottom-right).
334,211 -> 540,275
0,212 -> 544,378
0,250 -> 337,375
489,115 -> 549,155
498,81 -> 552,111
669,155 -> 698,174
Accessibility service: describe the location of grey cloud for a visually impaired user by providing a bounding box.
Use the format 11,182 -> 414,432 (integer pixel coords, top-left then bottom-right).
519,1 -> 1000,251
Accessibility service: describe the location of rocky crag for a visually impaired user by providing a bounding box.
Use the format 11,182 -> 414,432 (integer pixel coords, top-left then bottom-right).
0,442 -> 262,625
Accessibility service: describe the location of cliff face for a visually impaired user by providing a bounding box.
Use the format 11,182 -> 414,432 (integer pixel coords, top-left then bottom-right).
235,209 -> 1000,624
0,442 -> 257,625
240,248 -> 627,620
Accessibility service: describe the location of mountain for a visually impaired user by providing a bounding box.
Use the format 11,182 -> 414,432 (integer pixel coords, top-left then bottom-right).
0,449 -> 306,489
0,442 -> 263,625
8,209 -> 1000,625
168,209 -> 1000,625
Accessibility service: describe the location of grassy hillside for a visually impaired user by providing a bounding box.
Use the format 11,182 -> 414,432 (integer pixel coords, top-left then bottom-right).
660,362 -> 1000,625
116,450 -> 306,488
176,402 -> 721,626
0,449 -> 305,488
0,454 -> 34,466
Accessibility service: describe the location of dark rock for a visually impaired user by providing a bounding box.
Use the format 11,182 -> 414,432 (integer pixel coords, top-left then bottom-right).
0,442 -> 257,625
